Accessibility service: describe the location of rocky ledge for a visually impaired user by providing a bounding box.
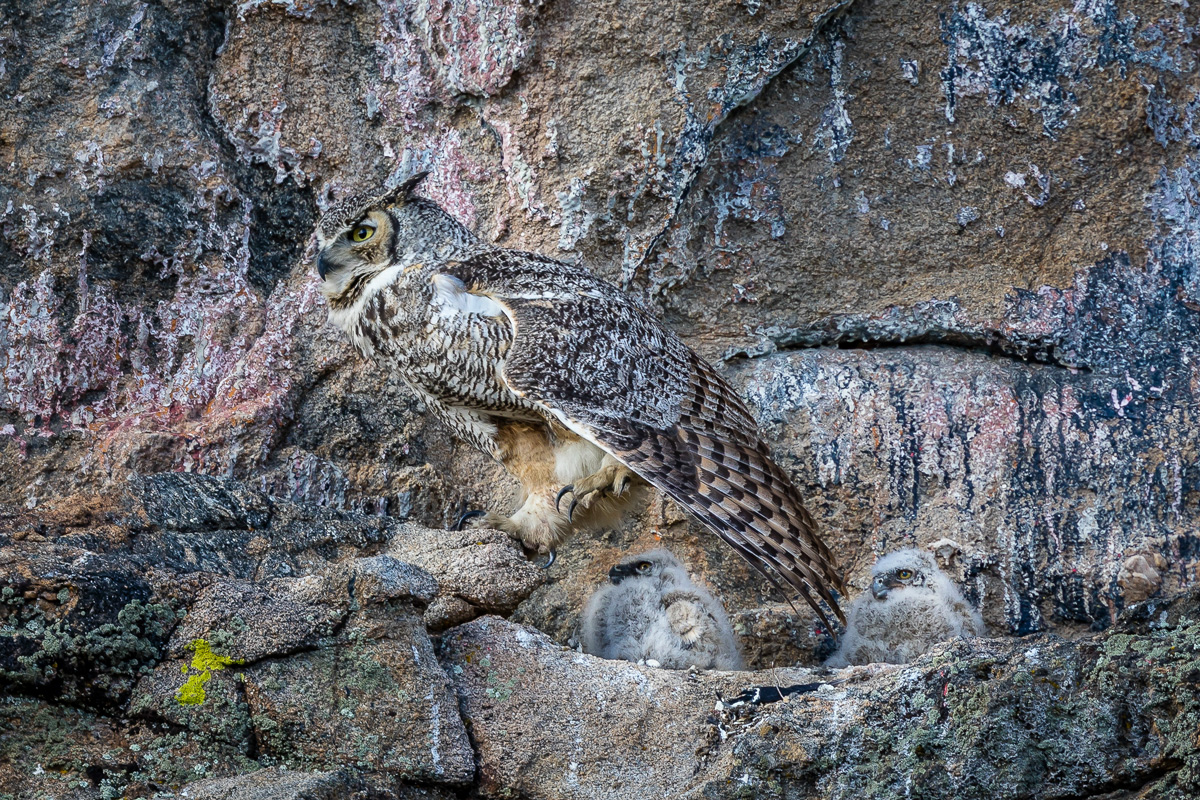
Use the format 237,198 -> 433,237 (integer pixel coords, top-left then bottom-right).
0,473 -> 1196,799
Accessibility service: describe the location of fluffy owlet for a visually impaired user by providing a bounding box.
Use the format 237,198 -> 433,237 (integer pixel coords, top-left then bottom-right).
314,173 -> 845,627
581,549 -> 742,670
824,548 -> 985,668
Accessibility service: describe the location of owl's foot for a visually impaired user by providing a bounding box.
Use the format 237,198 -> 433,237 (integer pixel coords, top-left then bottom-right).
454,509 -> 511,533
555,463 -> 636,521
456,499 -> 570,566
453,509 -> 488,531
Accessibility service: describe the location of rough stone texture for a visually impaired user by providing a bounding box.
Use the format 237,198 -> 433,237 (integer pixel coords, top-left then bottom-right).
239,615 -> 472,782
179,767 -> 462,799
441,614 -> 773,799
3,0 -> 1198,651
16,0 -> 1199,654
0,474 -> 533,798
699,589 -> 1200,800
3,0 -> 1200,795
385,524 -> 546,630
445,593 -> 1200,799
1,475 -> 1198,796
179,769 -> 364,800
163,574 -> 348,663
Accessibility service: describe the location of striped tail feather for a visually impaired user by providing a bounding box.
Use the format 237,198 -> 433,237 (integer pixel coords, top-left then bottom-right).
617,425 -> 846,631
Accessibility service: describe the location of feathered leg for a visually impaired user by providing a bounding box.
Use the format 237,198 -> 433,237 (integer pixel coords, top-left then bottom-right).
457,421 -> 640,564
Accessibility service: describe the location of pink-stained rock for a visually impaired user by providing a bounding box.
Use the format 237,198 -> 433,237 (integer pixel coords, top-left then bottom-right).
3,0 -> 1200,793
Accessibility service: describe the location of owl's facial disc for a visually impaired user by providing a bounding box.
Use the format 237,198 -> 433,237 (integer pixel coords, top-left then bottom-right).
871,567 -> 922,600
608,559 -> 655,584
316,210 -> 394,299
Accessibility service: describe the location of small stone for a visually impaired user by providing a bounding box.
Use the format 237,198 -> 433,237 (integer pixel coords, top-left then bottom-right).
956,206 -> 980,226
1118,554 -> 1166,604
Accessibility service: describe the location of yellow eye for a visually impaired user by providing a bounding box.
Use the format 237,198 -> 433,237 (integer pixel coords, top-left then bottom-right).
897,569 -> 913,580
350,224 -> 375,243
636,561 -> 652,572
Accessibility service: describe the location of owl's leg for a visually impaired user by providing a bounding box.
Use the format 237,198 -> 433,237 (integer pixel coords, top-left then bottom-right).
505,493 -> 573,562
555,456 -> 638,521
452,421 -> 574,566
457,423 -> 638,565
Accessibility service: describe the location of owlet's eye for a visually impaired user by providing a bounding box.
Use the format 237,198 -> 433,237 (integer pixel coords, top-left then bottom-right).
636,561 -> 652,572
350,224 -> 375,243
897,569 -> 914,580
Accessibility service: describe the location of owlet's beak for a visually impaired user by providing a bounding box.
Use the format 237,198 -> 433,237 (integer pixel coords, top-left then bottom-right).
317,251 -> 333,281
871,576 -> 894,600
608,563 -> 638,585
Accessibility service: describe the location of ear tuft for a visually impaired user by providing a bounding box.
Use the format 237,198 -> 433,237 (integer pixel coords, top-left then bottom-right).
383,170 -> 430,204
400,169 -> 431,197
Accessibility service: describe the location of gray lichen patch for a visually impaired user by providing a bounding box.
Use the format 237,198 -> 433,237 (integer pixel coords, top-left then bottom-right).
0,584 -> 178,707
0,695 -> 254,798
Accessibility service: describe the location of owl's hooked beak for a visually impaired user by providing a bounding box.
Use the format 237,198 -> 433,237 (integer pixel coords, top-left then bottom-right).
317,251 -> 334,280
871,576 -> 899,600
608,563 -> 638,584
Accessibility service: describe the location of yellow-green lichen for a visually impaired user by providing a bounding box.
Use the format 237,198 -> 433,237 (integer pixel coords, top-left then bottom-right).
176,639 -> 242,706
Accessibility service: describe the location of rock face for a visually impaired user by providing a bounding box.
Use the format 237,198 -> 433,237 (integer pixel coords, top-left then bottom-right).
0,474 -> 526,796
2,0 -> 1200,795
5,476 -> 1196,798
444,594 -> 1200,800
2,0 -> 1197,647
441,615 -> 760,799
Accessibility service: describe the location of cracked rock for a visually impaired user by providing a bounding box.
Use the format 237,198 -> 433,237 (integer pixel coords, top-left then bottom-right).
385,524 -> 546,630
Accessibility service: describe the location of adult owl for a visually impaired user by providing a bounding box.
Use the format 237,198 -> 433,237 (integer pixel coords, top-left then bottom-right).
824,548 -> 985,668
315,173 -> 846,628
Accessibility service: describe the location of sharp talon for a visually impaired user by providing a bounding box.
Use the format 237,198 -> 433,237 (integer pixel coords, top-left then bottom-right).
555,485 -> 574,513
454,509 -> 486,531
567,498 -> 579,522
543,550 -> 557,569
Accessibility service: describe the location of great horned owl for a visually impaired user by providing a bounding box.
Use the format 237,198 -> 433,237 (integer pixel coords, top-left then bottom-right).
314,173 -> 844,626
825,548 -> 985,668
581,549 -> 742,670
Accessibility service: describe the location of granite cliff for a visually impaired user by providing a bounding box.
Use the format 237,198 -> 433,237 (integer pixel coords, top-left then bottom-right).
1,0 -> 1198,795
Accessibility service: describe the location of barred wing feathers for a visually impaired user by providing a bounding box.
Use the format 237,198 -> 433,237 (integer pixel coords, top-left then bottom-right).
444,251 -> 846,627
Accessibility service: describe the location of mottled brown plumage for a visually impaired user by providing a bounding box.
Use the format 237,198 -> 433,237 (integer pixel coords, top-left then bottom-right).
314,173 -> 845,626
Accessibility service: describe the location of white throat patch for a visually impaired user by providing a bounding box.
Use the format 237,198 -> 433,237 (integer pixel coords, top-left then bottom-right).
431,273 -> 505,318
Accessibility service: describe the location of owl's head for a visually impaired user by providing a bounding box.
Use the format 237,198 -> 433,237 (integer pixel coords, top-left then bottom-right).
314,172 -> 476,306
608,549 -> 688,586
868,548 -> 940,600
